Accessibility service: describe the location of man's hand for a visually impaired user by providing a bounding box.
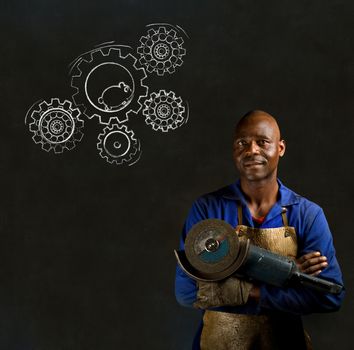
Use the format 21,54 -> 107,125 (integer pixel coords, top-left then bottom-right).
249,285 -> 260,302
296,251 -> 328,276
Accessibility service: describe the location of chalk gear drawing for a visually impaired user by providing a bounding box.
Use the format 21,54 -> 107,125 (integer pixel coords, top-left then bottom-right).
137,26 -> 186,76
71,47 -> 148,125
97,122 -> 141,166
142,90 -> 186,132
28,98 -> 84,153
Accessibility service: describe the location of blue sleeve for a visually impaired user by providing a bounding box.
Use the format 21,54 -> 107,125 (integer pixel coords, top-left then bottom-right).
175,199 -> 206,308
259,208 -> 345,315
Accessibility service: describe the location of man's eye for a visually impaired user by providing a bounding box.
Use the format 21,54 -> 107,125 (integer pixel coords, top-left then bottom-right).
258,140 -> 269,146
236,140 -> 247,146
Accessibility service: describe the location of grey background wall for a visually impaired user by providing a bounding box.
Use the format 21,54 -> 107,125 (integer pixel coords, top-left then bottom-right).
1,0 -> 353,349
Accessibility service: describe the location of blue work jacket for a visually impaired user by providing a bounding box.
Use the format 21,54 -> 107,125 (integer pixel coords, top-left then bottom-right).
175,179 -> 344,345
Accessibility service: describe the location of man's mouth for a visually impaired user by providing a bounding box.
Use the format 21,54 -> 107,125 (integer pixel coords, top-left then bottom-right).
243,160 -> 266,167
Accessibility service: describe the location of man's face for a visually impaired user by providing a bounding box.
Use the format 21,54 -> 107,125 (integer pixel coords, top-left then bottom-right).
233,116 -> 285,182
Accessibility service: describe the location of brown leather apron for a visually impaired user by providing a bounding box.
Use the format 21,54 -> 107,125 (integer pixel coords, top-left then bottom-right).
200,205 -> 312,350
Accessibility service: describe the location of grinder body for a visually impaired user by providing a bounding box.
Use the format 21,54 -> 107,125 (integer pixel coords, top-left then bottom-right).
237,244 -> 296,287
175,219 -> 343,295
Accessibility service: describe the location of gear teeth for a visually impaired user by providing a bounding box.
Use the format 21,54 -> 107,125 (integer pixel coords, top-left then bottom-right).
71,77 -> 82,94
137,26 -> 186,76
91,50 -> 103,61
80,55 -> 92,64
54,144 -> 62,154
96,122 -> 140,166
76,119 -> 84,128
167,66 -> 176,74
142,90 -> 187,133
139,36 -> 148,45
33,134 -> 42,144
139,56 -> 147,65
31,110 -> 41,120
66,141 -> 75,150
168,29 -> 177,37
39,101 -> 49,111
52,98 -> 60,107
176,58 -> 183,66
98,134 -> 104,142
29,123 -> 38,132
74,130 -> 84,142
109,48 -> 123,61
63,101 -> 71,110
27,98 -> 84,154
42,143 -> 51,152
71,46 -> 148,125
124,53 -> 136,67
139,85 -> 148,98
76,58 -> 92,73
176,37 -> 184,45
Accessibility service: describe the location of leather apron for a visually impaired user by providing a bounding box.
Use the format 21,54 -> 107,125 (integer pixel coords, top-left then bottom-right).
200,205 -> 312,350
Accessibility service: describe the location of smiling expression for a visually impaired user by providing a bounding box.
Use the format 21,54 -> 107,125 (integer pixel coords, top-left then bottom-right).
233,113 -> 285,182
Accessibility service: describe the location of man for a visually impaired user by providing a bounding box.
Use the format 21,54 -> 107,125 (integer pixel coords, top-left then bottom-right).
175,110 -> 344,350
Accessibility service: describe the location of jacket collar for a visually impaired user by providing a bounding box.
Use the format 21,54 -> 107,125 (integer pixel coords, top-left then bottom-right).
221,178 -> 300,207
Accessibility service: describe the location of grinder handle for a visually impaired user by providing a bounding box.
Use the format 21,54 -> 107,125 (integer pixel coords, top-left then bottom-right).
291,271 -> 343,294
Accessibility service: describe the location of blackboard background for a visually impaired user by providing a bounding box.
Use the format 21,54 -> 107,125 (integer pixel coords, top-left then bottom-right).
1,0 -> 353,349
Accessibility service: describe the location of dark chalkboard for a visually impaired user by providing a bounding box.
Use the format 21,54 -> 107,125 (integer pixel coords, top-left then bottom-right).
1,0 -> 353,349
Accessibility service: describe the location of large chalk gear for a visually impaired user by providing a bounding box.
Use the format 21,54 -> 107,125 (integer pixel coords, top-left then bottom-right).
174,219 -> 342,295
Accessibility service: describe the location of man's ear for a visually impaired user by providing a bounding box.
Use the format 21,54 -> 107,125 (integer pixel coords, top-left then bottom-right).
279,140 -> 286,157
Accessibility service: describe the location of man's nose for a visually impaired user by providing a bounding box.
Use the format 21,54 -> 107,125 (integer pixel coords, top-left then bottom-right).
246,141 -> 260,155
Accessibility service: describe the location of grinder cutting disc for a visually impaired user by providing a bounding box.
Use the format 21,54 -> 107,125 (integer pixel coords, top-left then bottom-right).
184,219 -> 248,280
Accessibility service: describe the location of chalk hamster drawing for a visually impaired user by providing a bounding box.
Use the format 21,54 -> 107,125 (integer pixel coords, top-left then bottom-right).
97,81 -> 133,111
